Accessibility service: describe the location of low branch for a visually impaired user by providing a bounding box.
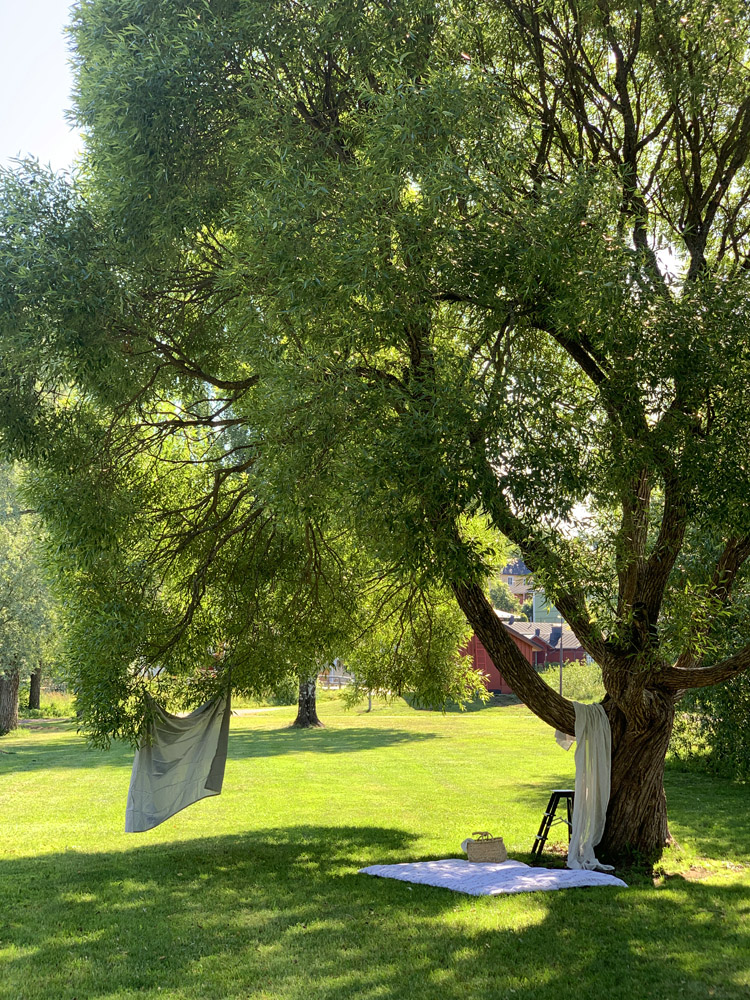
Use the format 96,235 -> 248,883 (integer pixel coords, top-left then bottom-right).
658,642 -> 750,691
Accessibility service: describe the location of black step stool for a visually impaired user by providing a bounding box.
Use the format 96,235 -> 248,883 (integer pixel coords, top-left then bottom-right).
531,789 -> 574,858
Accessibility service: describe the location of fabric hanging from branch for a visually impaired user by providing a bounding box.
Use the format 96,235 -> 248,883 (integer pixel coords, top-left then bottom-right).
125,685 -> 231,833
564,701 -> 613,872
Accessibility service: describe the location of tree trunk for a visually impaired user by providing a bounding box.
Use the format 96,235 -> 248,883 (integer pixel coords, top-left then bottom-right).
0,669 -> 21,734
292,675 -> 324,728
598,697 -> 675,863
453,580 -> 677,863
28,665 -> 42,711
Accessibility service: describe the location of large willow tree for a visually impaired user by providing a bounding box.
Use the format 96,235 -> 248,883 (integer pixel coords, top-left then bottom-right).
2,0 -> 750,858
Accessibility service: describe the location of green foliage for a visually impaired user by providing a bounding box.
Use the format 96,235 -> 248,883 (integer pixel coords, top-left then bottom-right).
661,524 -> 750,779
267,674 -> 302,707
540,660 -> 606,704
343,586 -> 483,710
670,675 -> 750,781
0,465 -> 61,684
488,578 -> 521,614
21,415 -> 478,744
3,0 -> 750,765
21,691 -> 76,719
668,711 -> 714,774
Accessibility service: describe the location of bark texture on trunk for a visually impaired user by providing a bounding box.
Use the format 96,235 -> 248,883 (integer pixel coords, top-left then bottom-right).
0,669 -> 20,734
292,676 -> 324,728
598,696 -> 675,863
28,667 -> 42,711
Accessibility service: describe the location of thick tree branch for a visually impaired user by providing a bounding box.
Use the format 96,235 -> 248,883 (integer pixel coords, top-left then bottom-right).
658,642 -> 750,692
641,470 -> 688,626
152,338 -> 259,393
353,365 -> 408,399
545,327 -> 608,387
615,467 -> 651,617
709,535 -> 750,605
452,579 -> 576,732
474,456 -> 608,664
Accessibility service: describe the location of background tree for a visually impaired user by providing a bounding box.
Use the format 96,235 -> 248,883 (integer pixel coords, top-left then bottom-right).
661,527 -> 750,779
2,0 -> 750,859
0,466 -> 59,734
673,674 -> 750,780
488,578 -> 522,616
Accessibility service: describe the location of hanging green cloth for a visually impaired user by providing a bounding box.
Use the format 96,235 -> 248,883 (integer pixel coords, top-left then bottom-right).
125,687 -> 231,833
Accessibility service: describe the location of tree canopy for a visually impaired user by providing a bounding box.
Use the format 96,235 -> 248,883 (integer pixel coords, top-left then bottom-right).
2,0 -> 750,857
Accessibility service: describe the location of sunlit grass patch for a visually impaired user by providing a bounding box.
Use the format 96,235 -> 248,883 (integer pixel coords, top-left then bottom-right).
2,697 -> 749,1000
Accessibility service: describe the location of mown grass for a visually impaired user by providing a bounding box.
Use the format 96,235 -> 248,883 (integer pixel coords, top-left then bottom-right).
2,697 -> 750,1000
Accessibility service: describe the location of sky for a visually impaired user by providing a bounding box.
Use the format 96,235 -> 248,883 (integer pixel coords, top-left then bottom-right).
0,0 -> 82,172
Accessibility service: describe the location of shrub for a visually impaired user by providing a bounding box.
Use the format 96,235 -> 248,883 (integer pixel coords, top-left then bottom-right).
539,660 -> 606,703
669,672 -> 750,780
22,691 -> 76,718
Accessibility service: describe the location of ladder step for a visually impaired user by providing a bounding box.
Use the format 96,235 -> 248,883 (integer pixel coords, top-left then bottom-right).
531,790 -> 575,855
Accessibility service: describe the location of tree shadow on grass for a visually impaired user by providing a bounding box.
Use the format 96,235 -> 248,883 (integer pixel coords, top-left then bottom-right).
0,725 -> 441,777
0,733 -> 134,774
18,718 -> 76,731
403,693 -> 522,712
229,725 -> 441,759
515,771 -> 750,869
664,770 -> 750,862
2,824 -> 749,1000
511,773 -> 750,870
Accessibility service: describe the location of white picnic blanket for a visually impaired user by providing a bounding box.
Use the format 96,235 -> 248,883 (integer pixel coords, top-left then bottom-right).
359,859 -> 627,895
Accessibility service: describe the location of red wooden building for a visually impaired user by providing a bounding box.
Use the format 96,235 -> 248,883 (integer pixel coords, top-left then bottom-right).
463,616 -> 586,694
462,633 -> 516,694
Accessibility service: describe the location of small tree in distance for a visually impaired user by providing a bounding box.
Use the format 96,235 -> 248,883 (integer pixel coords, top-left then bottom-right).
488,578 -> 522,616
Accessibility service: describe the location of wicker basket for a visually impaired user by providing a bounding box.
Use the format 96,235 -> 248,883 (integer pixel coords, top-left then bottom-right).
466,831 -> 507,863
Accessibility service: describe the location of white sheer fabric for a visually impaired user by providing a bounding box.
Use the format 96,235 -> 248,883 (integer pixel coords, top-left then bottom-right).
566,701 -> 614,872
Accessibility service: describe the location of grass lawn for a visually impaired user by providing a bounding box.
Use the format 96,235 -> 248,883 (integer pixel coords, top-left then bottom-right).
2,696 -> 750,1000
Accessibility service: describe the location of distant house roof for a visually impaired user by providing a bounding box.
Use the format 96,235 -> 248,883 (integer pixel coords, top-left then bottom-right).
506,621 -> 582,651
503,623 -> 546,651
501,558 -> 531,576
